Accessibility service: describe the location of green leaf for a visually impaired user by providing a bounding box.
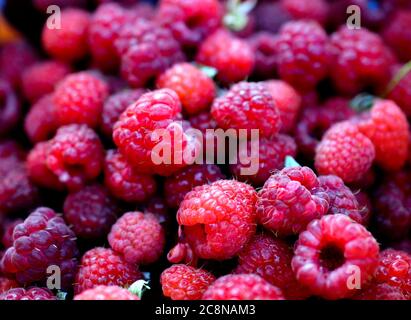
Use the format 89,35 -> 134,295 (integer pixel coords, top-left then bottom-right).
224,0 -> 257,31
128,280 -> 151,299
350,93 -> 376,112
284,156 -> 301,168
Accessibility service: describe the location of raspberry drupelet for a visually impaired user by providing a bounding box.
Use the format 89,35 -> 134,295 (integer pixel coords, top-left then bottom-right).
177,180 -> 257,260
74,285 -> 139,300
1,207 -> 78,289
256,165 -> 329,236
292,214 -> 379,300
74,247 -> 142,294
0,287 -> 56,300
2,219 -> 23,248
160,264 -> 215,300
202,274 -> 284,300
47,124 -> 105,191
0,79 -> 21,137
0,277 -> 18,294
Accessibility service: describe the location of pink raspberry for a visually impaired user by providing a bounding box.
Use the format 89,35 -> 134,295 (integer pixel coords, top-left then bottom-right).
383,10 -> 411,62
74,285 -> 139,300
280,0 -> 329,25
0,287 -> 56,300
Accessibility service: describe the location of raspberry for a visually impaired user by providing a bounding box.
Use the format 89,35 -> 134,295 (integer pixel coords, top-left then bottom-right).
24,95 -> 58,143
235,234 -> 311,299
354,249 -> 411,300
143,196 -> 170,222
42,8 -> 90,62
108,212 -> 165,265
202,274 -> 284,300
330,27 -> 391,94
53,72 -> 109,128
1,207 -> 78,288
63,185 -> 120,239
275,20 -> 330,93
315,121 -> 376,183
177,180 -> 257,260
356,99 -> 409,171
74,247 -> 142,294
354,191 -> 372,227
47,124 -> 104,191
230,134 -> 297,186
280,0 -> 329,25
254,1 -> 291,33
0,287 -> 56,300
0,277 -> 18,294
292,214 -> 379,300
164,164 -> 224,209
74,285 -> 139,300
0,79 -> 21,137
393,239 -> 411,255
211,82 -> 281,138
387,69 -> 411,116
0,140 -> 25,163
383,10 -> 411,62
256,165 -> 329,236
113,89 -> 200,176
2,219 -> 23,248
101,89 -> 145,138
265,80 -> 301,133
248,32 -> 278,79
157,63 -> 216,116
188,112 -> 217,132
160,264 -> 215,300
196,30 -> 254,85
33,0 -> 86,11
116,19 -> 184,88
21,61 -> 71,103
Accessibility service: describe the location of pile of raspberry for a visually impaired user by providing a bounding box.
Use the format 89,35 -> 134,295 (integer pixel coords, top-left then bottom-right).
1,0 -> 411,301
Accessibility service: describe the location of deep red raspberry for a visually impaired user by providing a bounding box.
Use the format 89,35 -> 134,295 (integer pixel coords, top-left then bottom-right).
383,10 -> 411,62
248,32 -> 278,79
24,95 -> 58,143
211,82 -> 281,138
188,112 -> 217,133
265,80 -> 301,134
64,185 -> 120,239
164,164 -> 224,208
356,99 -> 409,171
74,247 -> 142,294
292,214 -> 379,300
256,165 -> 329,236
202,274 -> 284,300
275,20 -> 330,93
354,191 -> 372,227
0,79 -> 21,137
0,277 -> 18,294
315,121 -> 375,183
235,234 -> 311,300
280,0 -> 329,25
157,63 -> 216,116
53,72 -> 109,128
254,1 -> 291,33
177,180 -> 257,260
387,69 -> 411,117
2,219 -> 23,248
42,8 -> 90,62
196,29 -> 254,85
47,124 -> 104,191
1,207 -> 78,288
161,264 -> 215,300
0,287 -> 56,300
330,27 -> 391,94
21,61 -> 71,103
33,0 -> 86,11
0,140 -> 25,163
109,212 -> 165,265
101,89 -> 145,138
392,239 -> 411,255
74,285 -> 139,300
143,196 -> 170,225
230,134 -> 297,186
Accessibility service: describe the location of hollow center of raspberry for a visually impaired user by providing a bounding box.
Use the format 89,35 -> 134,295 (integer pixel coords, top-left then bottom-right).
319,244 -> 345,271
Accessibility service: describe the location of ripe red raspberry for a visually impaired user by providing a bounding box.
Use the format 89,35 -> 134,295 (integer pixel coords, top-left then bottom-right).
24,95 -> 58,143
64,185 -> 120,239
248,32 -> 278,79
157,63 -> 216,116
256,165 -> 329,236
0,79 -> 21,137
104,150 -> 157,203
235,234 -> 311,299
383,11 -> 411,62
275,20 -> 330,93
330,27 -> 391,94
109,212 -> 165,265
292,214 -> 379,300
230,134 -> 297,186
0,277 -> 18,294
116,19 -> 184,88
1,219 -> 23,248
74,285 -> 139,300
101,89 -> 145,138
356,99 -> 409,171
202,274 -> 284,300
0,287 -> 56,300
160,264 -> 215,300
113,89 -> 200,176
47,124 -> 104,191
387,69 -> 411,116
0,140 -> 25,164
354,249 -> 411,300
1,207 -> 78,288
53,72 -> 109,128
315,121 -> 375,183
74,247 -> 142,294
21,61 -> 71,103
177,180 -> 257,260
211,82 -> 281,138
280,0 -> 329,25
196,30 -> 255,85
264,80 -> 301,134
42,8 -> 90,62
